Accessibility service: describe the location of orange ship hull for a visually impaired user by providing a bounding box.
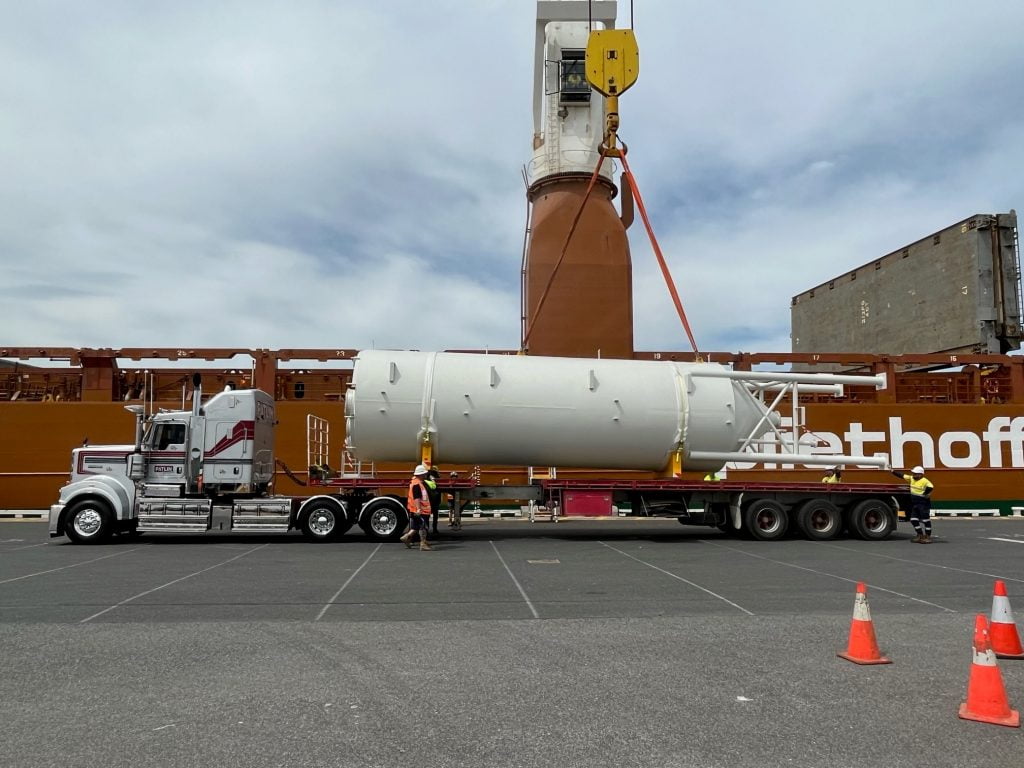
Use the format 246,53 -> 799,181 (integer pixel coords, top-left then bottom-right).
3,397 -> 1023,512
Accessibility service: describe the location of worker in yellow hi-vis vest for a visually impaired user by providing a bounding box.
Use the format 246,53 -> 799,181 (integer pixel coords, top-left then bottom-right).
891,466 -> 935,543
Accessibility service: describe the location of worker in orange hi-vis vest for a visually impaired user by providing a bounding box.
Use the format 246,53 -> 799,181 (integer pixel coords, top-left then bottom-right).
401,465 -> 434,551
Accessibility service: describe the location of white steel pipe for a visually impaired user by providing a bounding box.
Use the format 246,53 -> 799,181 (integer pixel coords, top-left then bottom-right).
688,451 -> 890,468
755,383 -> 843,395
689,369 -> 887,390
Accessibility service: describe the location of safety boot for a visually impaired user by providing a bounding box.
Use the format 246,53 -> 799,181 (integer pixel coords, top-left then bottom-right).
400,530 -> 414,549
910,533 -> 924,543
920,535 -> 932,544
419,537 -> 433,551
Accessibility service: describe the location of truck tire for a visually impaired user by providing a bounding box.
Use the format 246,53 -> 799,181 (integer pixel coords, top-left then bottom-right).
64,499 -> 113,544
795,499 -> 842,541
359,497 -> 408,542
848,498 -> 896,541
300,499 -> 350,542
742,499 -> 789,541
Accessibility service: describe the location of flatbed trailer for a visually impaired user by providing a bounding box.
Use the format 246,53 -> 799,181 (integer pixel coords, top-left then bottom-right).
310,475 -> 915,542
46,375 -> 914,545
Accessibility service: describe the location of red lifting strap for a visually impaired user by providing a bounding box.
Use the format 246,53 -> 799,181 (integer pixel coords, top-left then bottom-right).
619,151 -> 700,356
522,148 -> 700,357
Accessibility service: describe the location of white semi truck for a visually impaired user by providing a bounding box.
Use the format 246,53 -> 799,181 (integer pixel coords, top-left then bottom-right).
50,353 -> 913,544
48,375 -> 355,543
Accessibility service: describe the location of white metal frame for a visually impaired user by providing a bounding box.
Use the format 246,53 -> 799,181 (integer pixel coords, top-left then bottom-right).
684,369 -> 890,468
340,449 -> 375,479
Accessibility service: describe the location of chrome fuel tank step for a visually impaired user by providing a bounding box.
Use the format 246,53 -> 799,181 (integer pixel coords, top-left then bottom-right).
137,499 -> 212,532
230,498 -> 293,531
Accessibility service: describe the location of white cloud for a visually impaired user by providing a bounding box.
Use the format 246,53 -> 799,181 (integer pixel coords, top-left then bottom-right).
2,0 -> 1023,357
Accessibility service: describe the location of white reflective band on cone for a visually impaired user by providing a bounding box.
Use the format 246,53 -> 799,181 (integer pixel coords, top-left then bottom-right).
992,595 -> 1016,624
852,592 -> 871,621
973,647 -> 999,667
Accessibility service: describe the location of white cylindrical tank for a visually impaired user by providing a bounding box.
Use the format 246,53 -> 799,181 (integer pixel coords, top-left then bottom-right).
345,350 -> 777,473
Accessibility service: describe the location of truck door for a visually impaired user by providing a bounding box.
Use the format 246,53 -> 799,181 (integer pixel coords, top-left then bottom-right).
147,421 -> 187,483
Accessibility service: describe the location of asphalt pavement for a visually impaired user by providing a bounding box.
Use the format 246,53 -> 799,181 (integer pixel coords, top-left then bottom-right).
2,517 -> 1023,767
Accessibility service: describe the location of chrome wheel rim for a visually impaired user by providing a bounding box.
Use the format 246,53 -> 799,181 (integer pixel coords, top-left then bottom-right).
309,509 -> 335,537
370,508 -> 399,536
73,508 -> 102,537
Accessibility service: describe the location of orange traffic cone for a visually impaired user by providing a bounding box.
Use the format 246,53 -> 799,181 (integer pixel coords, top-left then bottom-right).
990,580 -> 1024,659
838,582 -> 892,665
959,614 -> 1020,727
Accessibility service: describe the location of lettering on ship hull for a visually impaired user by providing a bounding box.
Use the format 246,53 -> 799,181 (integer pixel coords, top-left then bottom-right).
732,416 -> 1024,471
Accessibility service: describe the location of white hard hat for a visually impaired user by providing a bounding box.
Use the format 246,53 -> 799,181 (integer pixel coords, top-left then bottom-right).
826,466 -> 837,471
912,465 -> 925,474
413,464 -> 429,475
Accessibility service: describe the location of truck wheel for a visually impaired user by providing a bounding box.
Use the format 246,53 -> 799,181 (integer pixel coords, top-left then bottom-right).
848,498 -> 896,541
359,497 -> 408,542
742,499 -> 789,541
795,499 -> 842,541
64,499 -> 113,544
300,499 -> 350,542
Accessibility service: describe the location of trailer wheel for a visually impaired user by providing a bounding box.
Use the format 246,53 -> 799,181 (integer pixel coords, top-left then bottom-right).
300,499 -> 350,542
64,499 -> 113,544
359,497 -> 408,542
742,499 -> 789,541
795,499 -> 842,541
848,498 -> 896,541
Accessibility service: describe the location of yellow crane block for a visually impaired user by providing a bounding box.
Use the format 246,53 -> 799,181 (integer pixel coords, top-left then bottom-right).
585,29 -> 639,97
585,29 -> 639,156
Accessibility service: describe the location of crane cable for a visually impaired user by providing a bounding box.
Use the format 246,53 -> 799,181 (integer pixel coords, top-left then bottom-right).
521,151 -> 608,351
619,148 -> 700,356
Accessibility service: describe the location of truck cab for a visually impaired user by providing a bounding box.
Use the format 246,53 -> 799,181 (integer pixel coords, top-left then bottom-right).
49,379 -> 299,543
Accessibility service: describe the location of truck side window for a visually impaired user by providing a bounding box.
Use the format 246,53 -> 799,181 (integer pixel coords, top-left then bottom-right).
156,423 -> 187,450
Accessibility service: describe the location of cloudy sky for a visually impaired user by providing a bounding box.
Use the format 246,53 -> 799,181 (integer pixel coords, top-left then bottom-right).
3,0 -> 1023,357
